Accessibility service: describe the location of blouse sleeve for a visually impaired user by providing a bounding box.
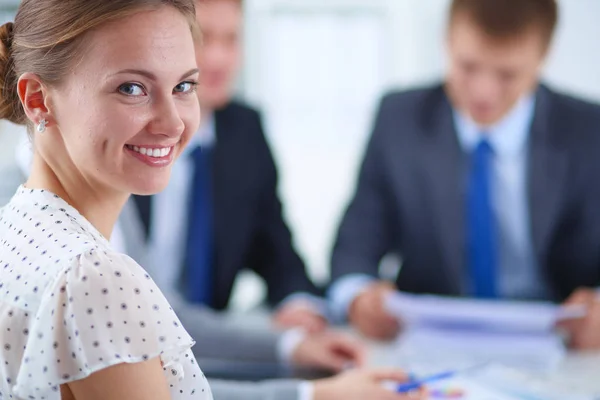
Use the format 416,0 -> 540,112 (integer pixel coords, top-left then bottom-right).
13,246 -> 195,400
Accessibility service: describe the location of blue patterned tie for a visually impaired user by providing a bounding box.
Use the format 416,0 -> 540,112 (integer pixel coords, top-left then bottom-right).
466,139 -> 498,298
184,145 -> 213,305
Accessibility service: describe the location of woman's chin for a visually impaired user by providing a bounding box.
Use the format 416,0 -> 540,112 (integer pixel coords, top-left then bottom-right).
128,176 -> 170,196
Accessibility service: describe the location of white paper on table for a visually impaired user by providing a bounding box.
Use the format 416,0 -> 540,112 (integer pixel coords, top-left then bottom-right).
398,326 -> 566,371
384,292 -> 567,334
472,364 -> 599,400
384,292 -> 569,372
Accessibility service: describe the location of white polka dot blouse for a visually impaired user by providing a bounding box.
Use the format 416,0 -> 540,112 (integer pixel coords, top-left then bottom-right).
0,186 -> 213,399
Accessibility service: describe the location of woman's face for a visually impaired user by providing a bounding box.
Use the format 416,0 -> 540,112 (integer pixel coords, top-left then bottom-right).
41,6 -> 200,195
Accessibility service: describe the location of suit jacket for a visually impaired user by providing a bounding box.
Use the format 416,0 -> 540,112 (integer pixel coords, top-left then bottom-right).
209,380 -> 299,400
118,192 -> 284,363
331,83 -> 600,302
119,197 -> 303,400
133,101 -> 321,310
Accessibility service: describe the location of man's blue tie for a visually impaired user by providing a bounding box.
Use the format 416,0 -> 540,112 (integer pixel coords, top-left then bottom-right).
466,139 -> 498,298
183,145 -> 214,305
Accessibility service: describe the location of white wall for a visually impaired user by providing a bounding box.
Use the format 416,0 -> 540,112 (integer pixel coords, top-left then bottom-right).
1,0 -> 600,308
230,0 -> 600,308
543,0 -> 600,101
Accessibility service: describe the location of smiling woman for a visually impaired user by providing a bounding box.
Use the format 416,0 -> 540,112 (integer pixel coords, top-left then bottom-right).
0,0 -> 212,399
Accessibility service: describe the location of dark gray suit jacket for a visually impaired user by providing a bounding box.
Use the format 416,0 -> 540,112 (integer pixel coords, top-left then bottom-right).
331,83 -> 600,302
133,101 -> 321,310
117,189 -> 304,400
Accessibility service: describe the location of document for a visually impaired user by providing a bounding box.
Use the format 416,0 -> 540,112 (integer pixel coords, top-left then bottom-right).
385,292 -> 571,334
397,326 -> 566,371
475,364 -> 600,400
417,367 -> 597,400
384,292 -> 568,371
381,293 -> 600,398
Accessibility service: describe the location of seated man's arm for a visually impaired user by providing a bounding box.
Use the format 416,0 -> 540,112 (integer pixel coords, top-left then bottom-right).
176,302 -> 283,363
242,111 -> 329,332
329,94 -> 402,338
209,368 -> 422,400
175,302 -> 366,371
244,112 -> 322,304
209,379 -> 305,400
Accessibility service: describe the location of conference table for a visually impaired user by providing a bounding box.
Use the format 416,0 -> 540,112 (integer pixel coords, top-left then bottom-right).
367,335 -> 600,398
201,310 -> 600,399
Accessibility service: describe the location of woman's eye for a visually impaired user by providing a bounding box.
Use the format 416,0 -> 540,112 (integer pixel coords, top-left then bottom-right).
174,81 -> 198,94
118,83 -> 146,96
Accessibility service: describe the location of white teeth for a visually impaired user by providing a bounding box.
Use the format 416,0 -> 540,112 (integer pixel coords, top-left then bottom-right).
127,145 -> 172,158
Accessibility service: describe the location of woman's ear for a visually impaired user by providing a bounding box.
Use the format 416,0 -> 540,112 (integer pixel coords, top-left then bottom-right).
17,72 -> 52,127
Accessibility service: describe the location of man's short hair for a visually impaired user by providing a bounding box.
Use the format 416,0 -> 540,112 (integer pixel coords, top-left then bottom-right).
449,0 -> 558,49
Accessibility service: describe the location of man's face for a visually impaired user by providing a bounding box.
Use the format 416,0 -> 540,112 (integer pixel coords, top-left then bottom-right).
446,14 -> 548,125
195,0 -> 242,110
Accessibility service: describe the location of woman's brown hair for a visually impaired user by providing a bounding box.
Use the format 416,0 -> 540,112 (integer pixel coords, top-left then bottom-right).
0,0 -> 199,126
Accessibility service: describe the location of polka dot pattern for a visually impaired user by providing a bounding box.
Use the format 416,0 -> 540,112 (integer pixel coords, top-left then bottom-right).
0,186 -> 212,399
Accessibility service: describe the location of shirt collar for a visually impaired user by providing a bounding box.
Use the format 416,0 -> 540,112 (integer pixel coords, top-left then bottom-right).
183,112 -> 215,156
453,93 -> 536,157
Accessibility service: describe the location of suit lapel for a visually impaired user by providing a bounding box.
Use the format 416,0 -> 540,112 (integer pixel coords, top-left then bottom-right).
418,88 -> 466,294
212,106 -> 237,248
132,194 -> 152,241
528,86 -> 568,268
211,105 -> 237,309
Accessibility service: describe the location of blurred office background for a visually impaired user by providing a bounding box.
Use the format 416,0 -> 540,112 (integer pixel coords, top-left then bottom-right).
1,0 -> 599,309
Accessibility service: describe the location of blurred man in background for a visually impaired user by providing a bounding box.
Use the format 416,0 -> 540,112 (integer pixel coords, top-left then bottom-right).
117,1 -> 410,398
130,0 -> 328,332
329,0 -> 600,349
3,2 -> 425,398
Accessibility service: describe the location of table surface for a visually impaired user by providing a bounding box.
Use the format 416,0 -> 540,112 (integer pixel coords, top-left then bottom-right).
226,309 -> 600,397
366,335 -> 600,397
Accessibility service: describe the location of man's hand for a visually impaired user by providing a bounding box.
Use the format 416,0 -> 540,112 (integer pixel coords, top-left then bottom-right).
349,282 -> 400,340
313,368 -> 425,400
273,301 -> 327,334
291,331 -> 366,372
557,287 -> 600,350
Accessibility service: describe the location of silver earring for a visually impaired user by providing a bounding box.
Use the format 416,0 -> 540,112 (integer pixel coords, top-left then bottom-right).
36,119 -> 47,133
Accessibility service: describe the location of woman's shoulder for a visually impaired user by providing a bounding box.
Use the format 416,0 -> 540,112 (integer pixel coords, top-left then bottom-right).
0,186 -> 115,263
0,189 -> 201,398
70,245 -> 156,291
0,186 -> 149,313
10,244 -> 197,399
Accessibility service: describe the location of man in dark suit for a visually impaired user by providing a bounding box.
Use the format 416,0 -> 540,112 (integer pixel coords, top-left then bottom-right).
132,0 -> 327,332
329,0 -> 600,349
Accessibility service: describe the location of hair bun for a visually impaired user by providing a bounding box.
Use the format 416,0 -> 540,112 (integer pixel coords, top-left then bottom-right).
0,22 -> 14,50
0,21 -> 25,125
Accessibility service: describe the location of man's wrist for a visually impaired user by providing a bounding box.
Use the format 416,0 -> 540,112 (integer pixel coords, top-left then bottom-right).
299,381 -> 315,400
277,327 -> 307,364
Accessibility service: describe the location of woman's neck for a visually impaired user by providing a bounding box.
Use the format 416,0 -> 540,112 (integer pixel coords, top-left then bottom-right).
25,151 -> 128,239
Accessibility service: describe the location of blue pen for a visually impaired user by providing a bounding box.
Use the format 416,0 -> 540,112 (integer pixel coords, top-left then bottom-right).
397,370 -> 456,393
397,363 -> 488,393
